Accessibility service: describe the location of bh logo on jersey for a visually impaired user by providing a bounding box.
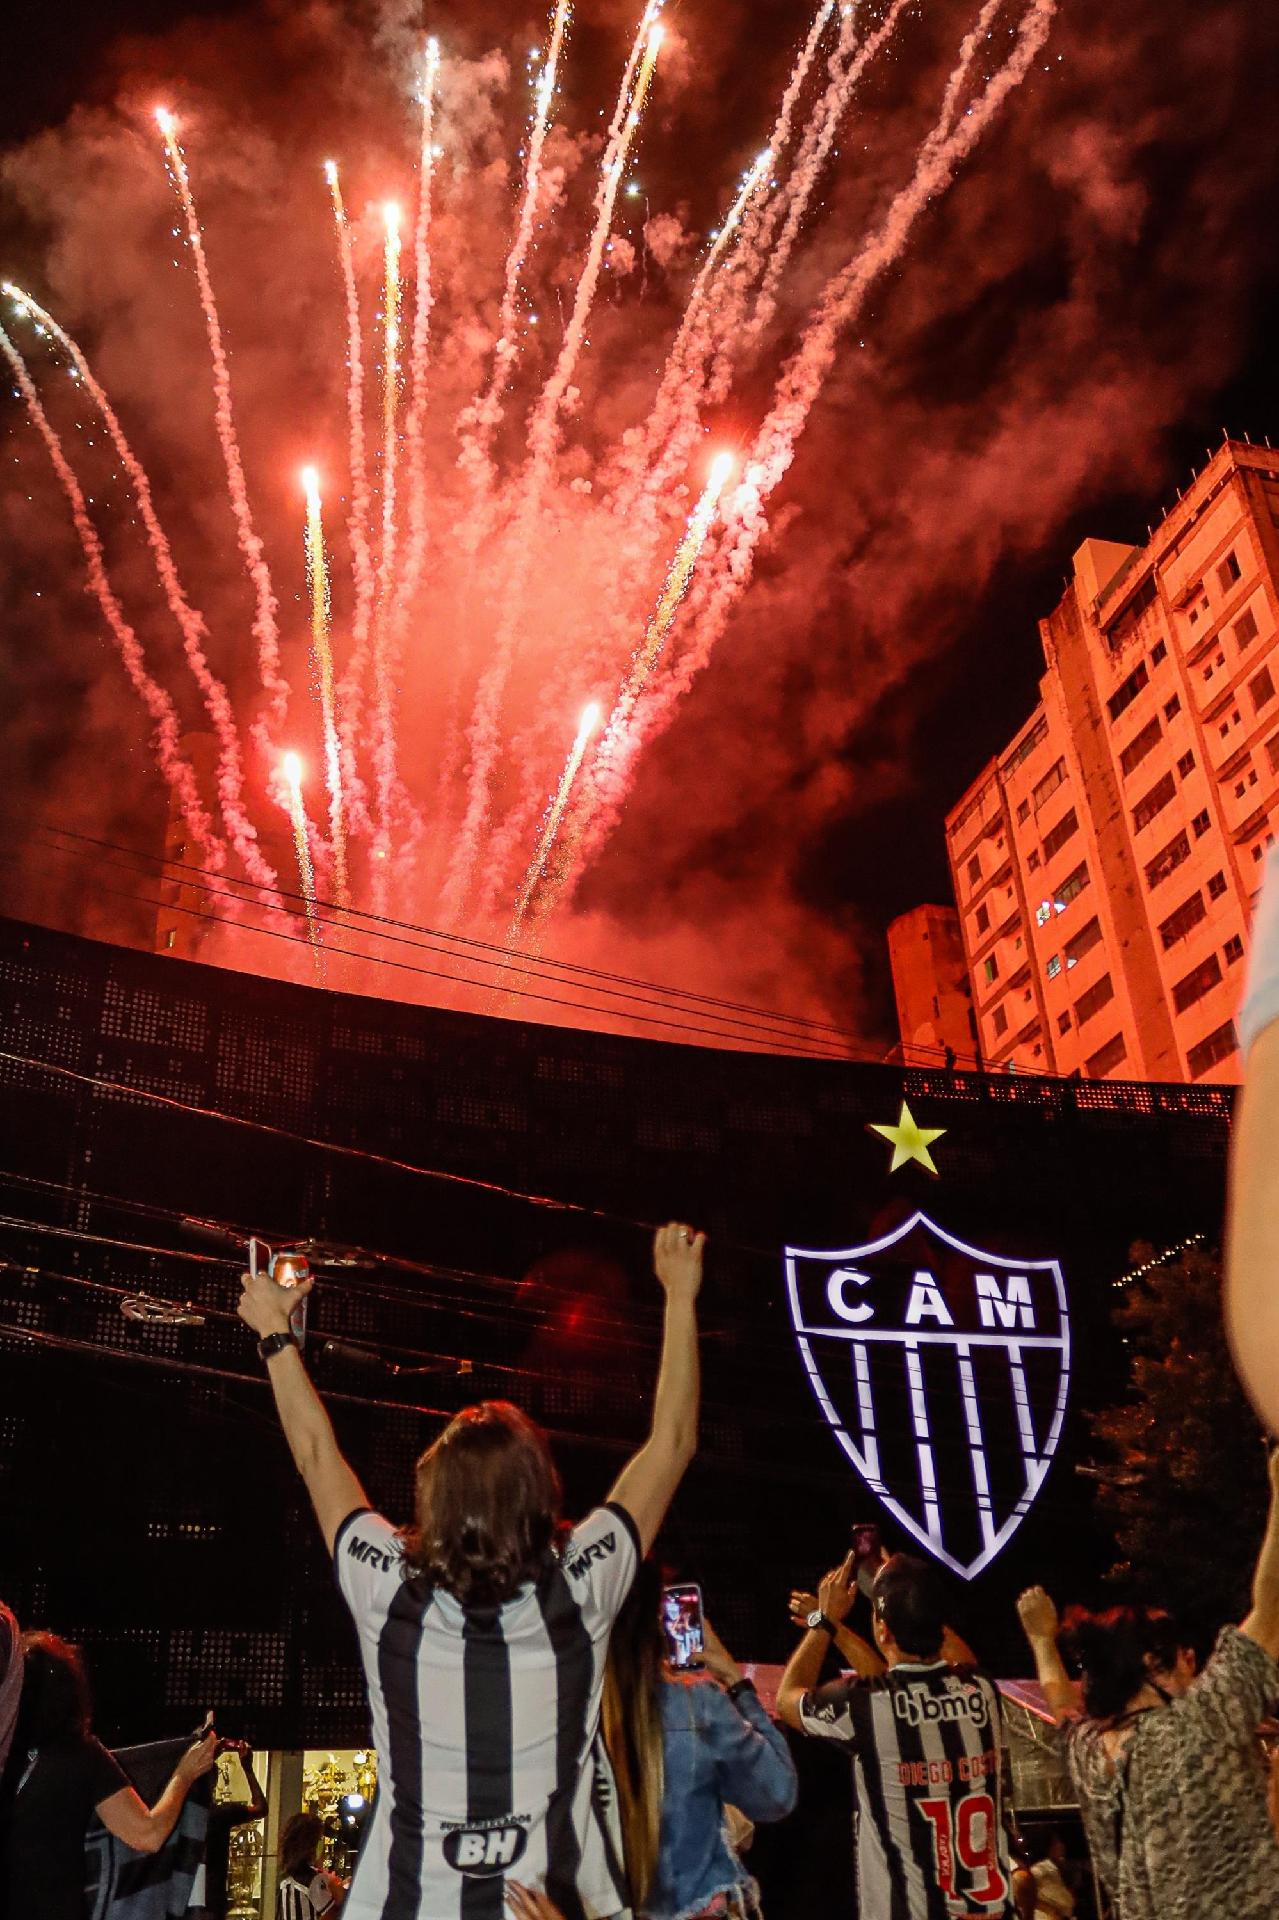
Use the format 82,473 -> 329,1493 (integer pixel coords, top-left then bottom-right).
443,1820 -> 529,1875
784,1210 -> 1070,1579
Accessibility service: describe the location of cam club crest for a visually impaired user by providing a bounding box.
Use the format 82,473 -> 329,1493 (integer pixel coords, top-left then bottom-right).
785,1211 -> 1070,1579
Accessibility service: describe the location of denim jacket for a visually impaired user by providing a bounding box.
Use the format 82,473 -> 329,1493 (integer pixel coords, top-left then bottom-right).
644,1674 -> 798,1920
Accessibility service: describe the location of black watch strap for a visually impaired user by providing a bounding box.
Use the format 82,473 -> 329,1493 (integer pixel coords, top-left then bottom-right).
257,1330 -> 296,1363
726,1678 -> 756,1702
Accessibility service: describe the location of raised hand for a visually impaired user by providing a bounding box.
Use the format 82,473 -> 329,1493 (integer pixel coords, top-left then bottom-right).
653,1223 -> 706,1301
1016,1586 -> 1060,1641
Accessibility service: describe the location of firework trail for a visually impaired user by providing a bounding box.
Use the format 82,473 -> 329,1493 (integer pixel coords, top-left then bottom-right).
154,109 -> 287,742
509,701 -> 601,940
440,14 -> 666,923
326,159 -> 377,841
0,322 -> 223,867
401,37 -> 440,604
370,199 -> 404,897
301,466 -> 349,906
5,284 -> 281,897
456,1 -> 573,495
281,752 -> 325,978
541,0 -> 1059,917
748,0 -> 915,342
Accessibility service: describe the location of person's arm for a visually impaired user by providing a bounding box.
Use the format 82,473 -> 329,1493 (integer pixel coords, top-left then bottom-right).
1226,848 -> 1279,1438
1015,1588 -> 1078,1725
698,1621 -> 798,1820
229,1742 -> 267,1822
777,1554 -> 859,1729
237,1270 -> 368,1554
1240,1448 -> 1279,1658
97,1731 -> 218,1854
787,1586 -> 886,1676
607,1223 -> 703,1554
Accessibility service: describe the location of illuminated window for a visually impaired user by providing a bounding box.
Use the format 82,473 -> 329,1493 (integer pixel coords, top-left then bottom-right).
1036,899 -> 1052,927
983,955 -> 999,986
1074,973 -> 1115,1026
1119,717 -> 1162,778
1250,667 -> 1275,713
1132,772 -> 1176,833
1187,1021 -> 1237,1079
1159,890 -> 1207,949
1235,608 -> 1259,649
164,929 -> 177,951
1224,935 -> 1244,965
1046,954 -> 1061,979
1217,550 -> 1242,592
1145,831 -> 1190,891
1207,870 -> 1227,900
1042,809 -> 1079,861
1164,693 -> 1182,722
1172,953 -> 1222,1014
1191,808 -> 1211,838
1177,750 -> 1196,778
1086,1032 -> 1128,1078
1150,639 -> 1167,667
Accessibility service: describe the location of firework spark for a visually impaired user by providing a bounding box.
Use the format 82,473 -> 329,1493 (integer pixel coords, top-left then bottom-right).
281,751 -> 324,977
510,700 -> 602,940
301,466 -> 348,906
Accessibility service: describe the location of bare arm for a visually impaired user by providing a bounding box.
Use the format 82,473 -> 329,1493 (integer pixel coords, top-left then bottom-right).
238,1272 -> 368,1554
778,1555 -> 859,1728
608,1224 -> 703,1555
1227,850 -> 1279,1438
98,1733 -> 218,1854
1016,1588 -> 1078,1725
1241,1449 -> 1279,1659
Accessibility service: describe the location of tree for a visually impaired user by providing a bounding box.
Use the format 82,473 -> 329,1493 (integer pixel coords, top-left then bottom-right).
1085,1244 -> 1269,1641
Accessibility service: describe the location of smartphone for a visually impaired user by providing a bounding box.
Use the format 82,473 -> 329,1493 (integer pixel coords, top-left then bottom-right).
852,1522 -> 882,1598
660,1583 -> 705,1671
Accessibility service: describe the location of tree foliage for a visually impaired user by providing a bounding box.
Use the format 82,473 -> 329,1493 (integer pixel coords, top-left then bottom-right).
1086,1245 -> 1269,1641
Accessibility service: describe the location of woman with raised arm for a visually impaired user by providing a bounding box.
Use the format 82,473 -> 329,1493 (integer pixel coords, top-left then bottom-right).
1016,1453 -> 1279,1920
237,1222 -> 704,1920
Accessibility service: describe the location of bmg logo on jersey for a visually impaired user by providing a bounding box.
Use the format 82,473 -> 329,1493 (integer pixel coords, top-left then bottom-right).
784,1210 -> 1070,1579
442,1817 -> 530,1875
893,1682 -> 990,1730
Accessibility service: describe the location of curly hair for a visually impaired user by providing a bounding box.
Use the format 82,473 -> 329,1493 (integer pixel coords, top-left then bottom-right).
1058,1604 -> 1186,1721
400,1401 -> 563,1608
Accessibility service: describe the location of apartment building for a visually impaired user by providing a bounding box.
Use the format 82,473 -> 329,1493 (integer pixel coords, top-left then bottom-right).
886,903 -> 977,1066
938,439 -> 1279,1082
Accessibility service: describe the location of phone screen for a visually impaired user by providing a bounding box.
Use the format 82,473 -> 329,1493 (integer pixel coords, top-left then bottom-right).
852,1523 -> 881,1561
660,1583 -> 705,1670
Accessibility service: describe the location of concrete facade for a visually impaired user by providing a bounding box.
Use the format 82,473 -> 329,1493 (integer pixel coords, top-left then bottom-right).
886,902 -> 977,1066
940,440 -> 1279,1082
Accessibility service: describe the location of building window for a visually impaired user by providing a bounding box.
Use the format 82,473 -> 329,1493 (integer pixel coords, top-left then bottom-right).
1132,773 -> 1176,833
983,955 -> 999,985
1032,759 -> 1067,810
1150,639 -> 1167,667
1027,850 -> 1041,871
1177,750 -> 1196,778
1145,830 -> 1191,890
1164,693 -> 1182,722
1086,1033 -> 1129,1079
1172,952 -> 1223,1014
1002,714 -> 1050,774
1035,899 -> 1052,927
1058,1011 -> 1072,1035
1054,864 -> 1089,912
1187,1021 -> 1237,1080
1265,734 -> 1279,777
1191,808 -> 1211,838
967,855 -> 981,887
1119,716 -> 1162,778
1207,870 -> 1227,901
1042,808 -> 1079,862
1016,799 -> 1030,824
1074,973 -> 1115,1026
1159,890 -> 1208,949
1250,667 -> 1276,713
992,1005 -> 1008,1038
1235,780 -> 1247,799
1046,954 -> 1061,980
1065,917 -> 1103,967
164,929 -> 177,951
1225,934 -> 1245,965
975,902 -> 990,935
1235,608 -> 1260,649
1107,660 -> 1150,724
1217,550 -> 1242,592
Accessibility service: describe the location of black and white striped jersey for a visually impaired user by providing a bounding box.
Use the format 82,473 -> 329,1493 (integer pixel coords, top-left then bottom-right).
276,1868 -> 343,1918
334,1501 -> 639,1920
799,1661 -> 1015,1920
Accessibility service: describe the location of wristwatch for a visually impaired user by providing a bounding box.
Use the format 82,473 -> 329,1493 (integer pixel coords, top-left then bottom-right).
806,1609 -> 837,1636
257,1329 -> 296,1363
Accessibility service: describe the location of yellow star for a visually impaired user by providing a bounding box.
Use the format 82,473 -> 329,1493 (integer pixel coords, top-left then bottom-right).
868,1100 -> 946,1177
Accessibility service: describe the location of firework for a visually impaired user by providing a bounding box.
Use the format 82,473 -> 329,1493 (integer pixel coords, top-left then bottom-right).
301,467 -> 349,906
510,701 -> 601,941
326,158 -> 377,808
281,752 -> 324,977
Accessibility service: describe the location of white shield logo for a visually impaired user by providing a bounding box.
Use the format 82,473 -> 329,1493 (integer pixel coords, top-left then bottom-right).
784,1210 -> 1070,1579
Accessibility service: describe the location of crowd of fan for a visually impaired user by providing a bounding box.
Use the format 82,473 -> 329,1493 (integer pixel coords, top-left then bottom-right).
2,1215 -> 1278,1920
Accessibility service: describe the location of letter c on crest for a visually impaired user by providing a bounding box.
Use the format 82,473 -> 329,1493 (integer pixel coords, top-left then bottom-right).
827,1267 -> 874,1324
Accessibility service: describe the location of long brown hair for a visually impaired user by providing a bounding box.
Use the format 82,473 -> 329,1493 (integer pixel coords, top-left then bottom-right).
400,1401 -> 562,1608
602,1559 -> 666,1909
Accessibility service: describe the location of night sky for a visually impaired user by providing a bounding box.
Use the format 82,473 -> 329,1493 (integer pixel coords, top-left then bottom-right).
1,0 -> 1275,1044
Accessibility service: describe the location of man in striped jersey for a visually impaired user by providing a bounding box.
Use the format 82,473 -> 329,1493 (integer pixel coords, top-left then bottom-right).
238,1222 -> 704,1920
778,1553 -> 1015,1919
